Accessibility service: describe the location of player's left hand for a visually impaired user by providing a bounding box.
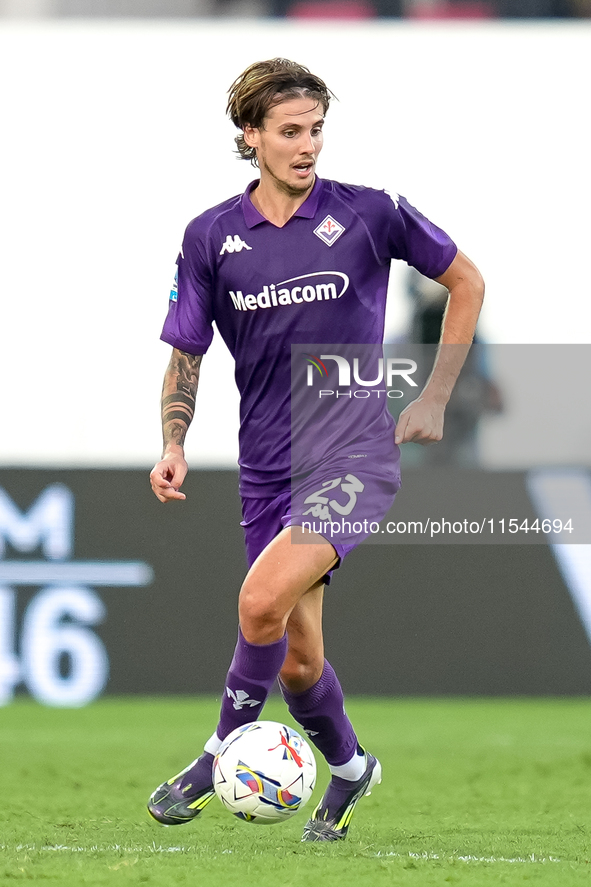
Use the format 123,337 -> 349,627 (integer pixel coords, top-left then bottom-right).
394,397 -> 445,445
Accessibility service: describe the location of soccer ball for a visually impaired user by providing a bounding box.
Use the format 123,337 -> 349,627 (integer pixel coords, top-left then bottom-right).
213,721 -> 317,824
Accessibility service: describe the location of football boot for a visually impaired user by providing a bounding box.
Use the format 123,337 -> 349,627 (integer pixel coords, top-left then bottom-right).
301,750 -> 381,842
147,752 -> 215,826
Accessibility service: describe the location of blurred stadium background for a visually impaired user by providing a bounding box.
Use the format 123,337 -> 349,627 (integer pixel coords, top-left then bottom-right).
1,2 -> 590,707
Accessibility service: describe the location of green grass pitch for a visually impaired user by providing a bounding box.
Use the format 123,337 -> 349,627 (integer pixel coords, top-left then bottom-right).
1,697 -> 590,885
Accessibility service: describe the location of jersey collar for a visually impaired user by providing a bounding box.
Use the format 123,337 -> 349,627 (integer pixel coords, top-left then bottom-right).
241,177 -> 323,229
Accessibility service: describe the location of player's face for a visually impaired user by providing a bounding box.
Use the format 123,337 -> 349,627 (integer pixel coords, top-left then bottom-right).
244,97 -> 324,197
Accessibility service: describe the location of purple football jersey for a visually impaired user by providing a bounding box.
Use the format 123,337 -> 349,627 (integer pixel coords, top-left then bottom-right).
161,177 -> 457,497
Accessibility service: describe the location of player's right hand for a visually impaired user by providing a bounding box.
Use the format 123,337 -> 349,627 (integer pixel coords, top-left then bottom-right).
150,451 -> 188,503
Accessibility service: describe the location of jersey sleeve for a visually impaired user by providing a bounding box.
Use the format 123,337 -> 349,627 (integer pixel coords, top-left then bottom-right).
160,221 -> 215,356
377,192 -> 458,280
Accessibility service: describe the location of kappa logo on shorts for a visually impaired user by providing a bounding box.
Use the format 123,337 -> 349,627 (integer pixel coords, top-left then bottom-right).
220,234 -> 252,255
313,215 -> 345,247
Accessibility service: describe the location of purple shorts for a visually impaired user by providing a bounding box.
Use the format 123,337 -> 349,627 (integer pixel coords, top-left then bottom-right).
240,457 -> 400,585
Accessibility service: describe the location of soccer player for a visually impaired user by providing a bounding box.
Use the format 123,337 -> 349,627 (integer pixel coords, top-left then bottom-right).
148,58 -> 484,841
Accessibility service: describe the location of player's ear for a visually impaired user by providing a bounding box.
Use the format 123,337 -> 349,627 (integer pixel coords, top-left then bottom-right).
243,124 -> 259,150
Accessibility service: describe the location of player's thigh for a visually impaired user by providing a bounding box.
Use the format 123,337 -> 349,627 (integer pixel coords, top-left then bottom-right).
238,525 -> 337,630
291,458 -> 400,565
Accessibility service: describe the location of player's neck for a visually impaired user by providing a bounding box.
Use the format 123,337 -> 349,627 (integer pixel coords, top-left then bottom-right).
250,177 -> 314,228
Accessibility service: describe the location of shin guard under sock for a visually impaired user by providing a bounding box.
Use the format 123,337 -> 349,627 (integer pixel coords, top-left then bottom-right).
216,629 -> 288,741
280,659 -> 359,767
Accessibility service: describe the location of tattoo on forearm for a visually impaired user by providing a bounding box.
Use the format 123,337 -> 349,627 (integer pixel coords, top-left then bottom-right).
161,351 -> 202,449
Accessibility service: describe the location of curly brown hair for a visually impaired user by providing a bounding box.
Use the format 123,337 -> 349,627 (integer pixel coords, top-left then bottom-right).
226,58 -> 334,167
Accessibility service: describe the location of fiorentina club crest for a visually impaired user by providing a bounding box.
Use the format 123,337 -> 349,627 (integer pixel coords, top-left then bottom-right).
313,215 -> 345,247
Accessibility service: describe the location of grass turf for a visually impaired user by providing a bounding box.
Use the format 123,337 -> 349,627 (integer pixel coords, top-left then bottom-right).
1,697 -> 590,885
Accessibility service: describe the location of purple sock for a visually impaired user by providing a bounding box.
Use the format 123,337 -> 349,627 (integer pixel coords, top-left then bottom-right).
280,660 -> 359,766
216,629 -> 288,741
179,751 -> 215,791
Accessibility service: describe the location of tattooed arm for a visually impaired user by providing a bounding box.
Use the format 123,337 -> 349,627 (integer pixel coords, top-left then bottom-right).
149,349 -> 203,503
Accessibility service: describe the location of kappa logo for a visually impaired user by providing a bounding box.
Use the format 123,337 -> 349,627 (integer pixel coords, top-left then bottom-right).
313,215 -> 345,247
226,687 -> 262,710
220,234 -> 252,255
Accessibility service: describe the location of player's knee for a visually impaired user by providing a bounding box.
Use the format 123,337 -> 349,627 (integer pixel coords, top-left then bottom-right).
238,581 -> 286,642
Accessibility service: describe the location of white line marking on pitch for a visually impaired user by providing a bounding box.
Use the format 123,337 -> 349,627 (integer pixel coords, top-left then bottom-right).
0,844 -> 563,863
374,851 -> 562,864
